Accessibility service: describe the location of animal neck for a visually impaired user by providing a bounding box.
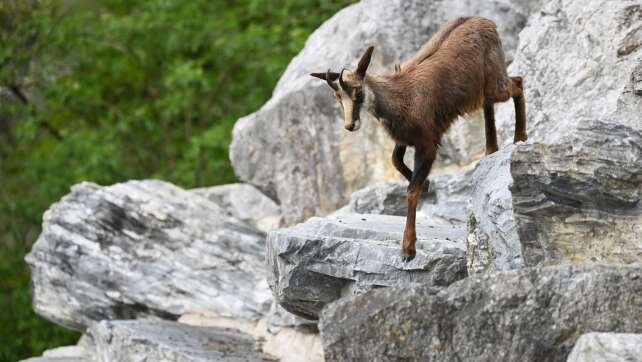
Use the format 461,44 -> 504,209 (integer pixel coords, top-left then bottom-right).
363,75 -> 408,124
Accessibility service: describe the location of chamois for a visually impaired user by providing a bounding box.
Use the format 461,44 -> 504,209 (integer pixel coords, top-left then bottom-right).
311,16 -> 527,262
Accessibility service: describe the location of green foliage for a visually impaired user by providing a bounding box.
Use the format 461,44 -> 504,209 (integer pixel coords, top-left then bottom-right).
0,0 -> 355,359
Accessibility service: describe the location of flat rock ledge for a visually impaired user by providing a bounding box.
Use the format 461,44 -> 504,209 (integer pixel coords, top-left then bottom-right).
22,320 -> 278,362
567,333 -> 642,362
88,320 -> 277,362
266,213 -> 467,319
320,264 -> 642,362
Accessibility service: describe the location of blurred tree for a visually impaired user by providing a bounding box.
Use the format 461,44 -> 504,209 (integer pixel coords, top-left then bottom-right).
0,0 -> 355,359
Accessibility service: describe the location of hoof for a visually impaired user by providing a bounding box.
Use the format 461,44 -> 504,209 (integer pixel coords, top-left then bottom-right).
401,249 -> 416,263
485,146 -> 498,155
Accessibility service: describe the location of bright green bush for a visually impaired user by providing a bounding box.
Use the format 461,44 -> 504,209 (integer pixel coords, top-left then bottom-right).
0,0 -> 355,360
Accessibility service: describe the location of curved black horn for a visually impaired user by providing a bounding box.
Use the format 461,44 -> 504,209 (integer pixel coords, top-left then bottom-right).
310,71 -> 340,90
326,69 -> 339,90
339,68 -> 349,91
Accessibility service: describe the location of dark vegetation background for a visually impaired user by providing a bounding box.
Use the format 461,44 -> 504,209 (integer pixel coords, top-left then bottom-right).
0,0 -> 354,360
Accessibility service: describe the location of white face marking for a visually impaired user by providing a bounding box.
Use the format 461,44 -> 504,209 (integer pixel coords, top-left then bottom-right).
340,93 -> 355,130
332,74 -> 372,132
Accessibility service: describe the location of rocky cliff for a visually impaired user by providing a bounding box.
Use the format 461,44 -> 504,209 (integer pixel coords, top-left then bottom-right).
23,0 -> 641,361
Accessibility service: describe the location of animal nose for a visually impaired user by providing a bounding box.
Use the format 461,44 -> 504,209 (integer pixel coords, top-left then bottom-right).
345,123 -> 355,131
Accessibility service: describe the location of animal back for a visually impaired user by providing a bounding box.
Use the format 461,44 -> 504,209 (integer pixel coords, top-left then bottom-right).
401,17 -> 471,71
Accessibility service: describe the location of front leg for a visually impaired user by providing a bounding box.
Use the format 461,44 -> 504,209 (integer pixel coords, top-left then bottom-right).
401,146 -> 435,262
392,144 -> 412,182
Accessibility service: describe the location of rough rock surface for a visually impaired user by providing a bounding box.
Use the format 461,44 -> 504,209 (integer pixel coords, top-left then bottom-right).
192,183 -> 281,233
267,213 -> 467,319
87,320 -> 276,362
347,169 -> 473,226
496,0 -> 642,143
566,333 -> 642,362
180,310 -> 323,362
468,0 -> 642,273
230,0 -> 542,225
468,139 -> 641,273
320,264 -> 642,362
26,180 -> 272,331
466,144 -> 524,274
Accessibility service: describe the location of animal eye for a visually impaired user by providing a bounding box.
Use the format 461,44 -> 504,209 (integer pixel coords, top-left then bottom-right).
355,89 -> 364,101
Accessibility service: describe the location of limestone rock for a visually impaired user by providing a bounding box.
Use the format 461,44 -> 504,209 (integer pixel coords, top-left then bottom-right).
230,0 -> 542,225
468,129 -> 642,274
192,183 -> 281,233
26,180 -> 272,331
496,0 -> 642,143
320,264 -> 642,362
468,0 -> 642,273
266,213 -> 467,319
87,320 -> 276,362
179,309 -> 323,362
567,333 -> 642,362
466,144 -> 524,274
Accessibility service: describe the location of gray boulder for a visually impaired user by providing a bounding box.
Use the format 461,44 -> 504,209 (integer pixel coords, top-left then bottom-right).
468,0 -> 642,274
466,144 -> 524,274
230,0 -> 542,225
320,264 -> 642,362
266,213 -> 467,319
87,320 -> 276,362
192,183 -> 281,233
26,180 -> 272,331
468,137 -> 642,274
567,333 -> 642,362
496,0 -> 642,143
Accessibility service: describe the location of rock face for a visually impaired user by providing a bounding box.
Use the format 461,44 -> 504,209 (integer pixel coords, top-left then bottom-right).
496,0 -> 642,143
266,213 -> 467,319
87,320 -> 276,362
192,183 -> 281,233
468,0 -> 642,273
230,0 -> 541,225
466,144 -> 524,274
468,139 -> 642,273
26,180 -> 272,331
320,264 -> 642,362
566,333 -> 642,362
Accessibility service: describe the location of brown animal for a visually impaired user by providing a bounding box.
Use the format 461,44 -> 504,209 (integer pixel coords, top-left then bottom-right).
311,16 -> 527,262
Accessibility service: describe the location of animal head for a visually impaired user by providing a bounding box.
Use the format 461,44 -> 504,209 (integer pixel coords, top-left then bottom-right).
310,46 -> 374,132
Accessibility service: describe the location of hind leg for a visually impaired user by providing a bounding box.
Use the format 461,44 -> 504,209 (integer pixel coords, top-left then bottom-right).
392,144 -> 412,182
483,103 -> 499,155
510,76 -> 527,142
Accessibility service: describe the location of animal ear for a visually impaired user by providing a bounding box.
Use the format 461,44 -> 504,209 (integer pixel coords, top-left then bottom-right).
356,46 -> 374,78
310,70 -> 340,90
